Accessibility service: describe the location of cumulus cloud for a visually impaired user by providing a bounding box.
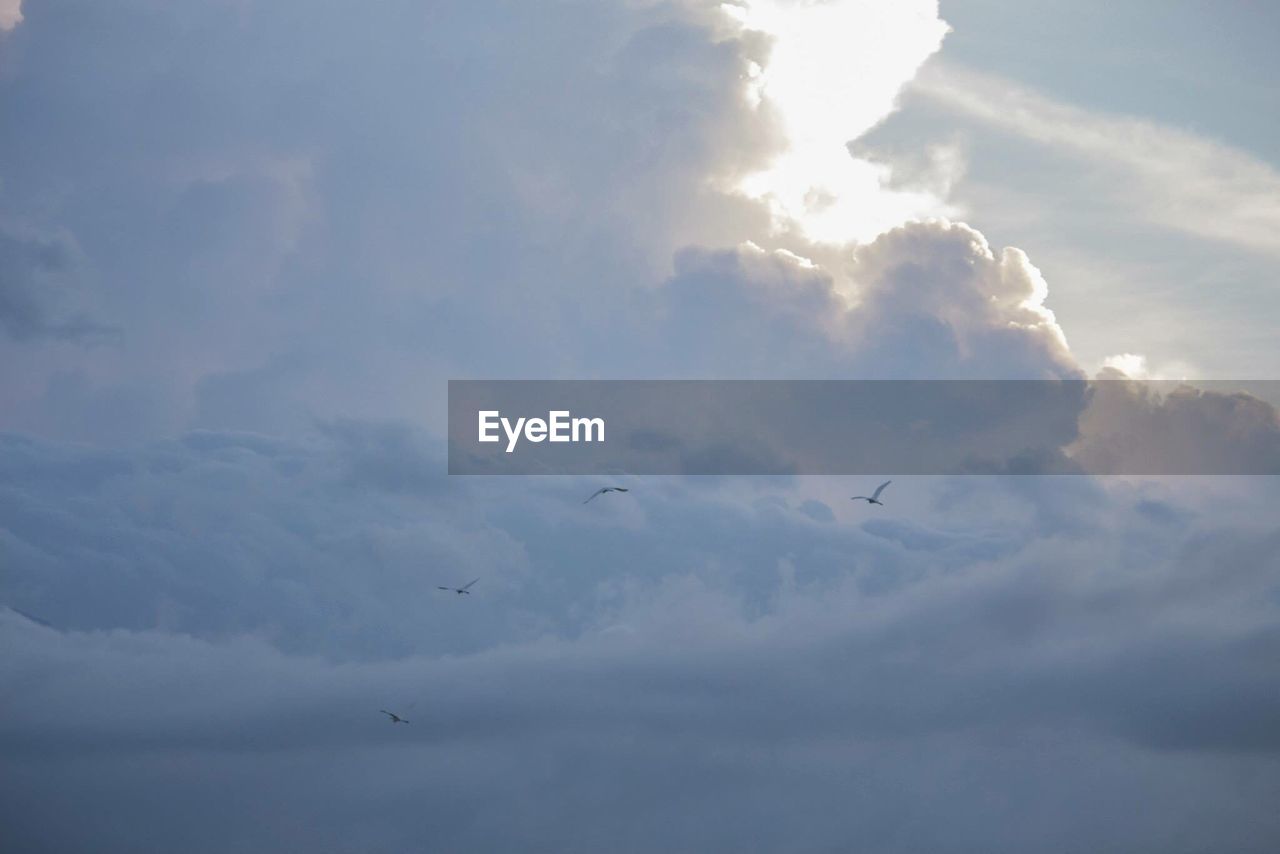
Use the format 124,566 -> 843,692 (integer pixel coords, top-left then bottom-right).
657,219 -> 1077,380
846,220 -> 1075,377
1102,352 -> 1149,379
1072,377 -> 1280,475
0,0 -> 21,33
0,0 -> 781,439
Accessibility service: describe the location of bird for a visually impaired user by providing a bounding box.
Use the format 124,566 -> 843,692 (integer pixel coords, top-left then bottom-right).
851,480 -> 892,506
380,709 -> 409,724
438,578 -> 479,595
584,486 -> 629,504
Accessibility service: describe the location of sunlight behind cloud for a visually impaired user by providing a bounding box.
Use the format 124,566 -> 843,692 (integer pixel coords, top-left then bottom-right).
723,0 -> 953,244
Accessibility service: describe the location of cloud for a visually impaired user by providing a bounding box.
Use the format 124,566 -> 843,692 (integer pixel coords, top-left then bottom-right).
3,441 -> 1280,849
846,220 -> 1075,377
0,427 -> 540,658
911,62 -> 1280,256
0,0 -> 781,439
657,219 -> 1078,380
2,1 -> 1279,850
1102,352 -> 1149,379
0,0 -> 21,33
1072,377 -> 1280,475
0,225 -> 113,342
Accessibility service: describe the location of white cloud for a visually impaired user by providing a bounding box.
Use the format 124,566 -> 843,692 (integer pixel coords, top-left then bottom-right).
1099,353 -> 1199,382
656,219 -> 1077,380
1102,353 -> 1149,379
846,220 -> 1075,377
912,62 -> 1280,256
0,0 -> 21,33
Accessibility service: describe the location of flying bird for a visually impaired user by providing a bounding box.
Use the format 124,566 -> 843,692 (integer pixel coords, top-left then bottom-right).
584,486 -> 629,504
851,480 -> 892,506
438,578 -> 479,595
380,709 -> 409,724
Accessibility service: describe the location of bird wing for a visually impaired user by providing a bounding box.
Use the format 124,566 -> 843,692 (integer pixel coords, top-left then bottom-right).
380,710 -> 393,718
872,480 -> 892,499
584,488 -> 606,503
851,496 -> 870,501
614,487 -> 629,493
437,586 -> 453,591
461,578 -> 479,591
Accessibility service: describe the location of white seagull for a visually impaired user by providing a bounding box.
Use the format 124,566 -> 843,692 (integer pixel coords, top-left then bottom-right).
438,578 -> 479,596
584,486 -> 629,504
851,480 -> 892,506
380,709 -> 409,724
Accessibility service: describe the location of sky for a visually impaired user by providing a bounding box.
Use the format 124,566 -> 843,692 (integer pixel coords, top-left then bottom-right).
1,1 -> 1279,851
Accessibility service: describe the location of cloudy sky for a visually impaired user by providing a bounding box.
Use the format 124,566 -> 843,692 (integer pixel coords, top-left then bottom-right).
2,1 -> 1279,851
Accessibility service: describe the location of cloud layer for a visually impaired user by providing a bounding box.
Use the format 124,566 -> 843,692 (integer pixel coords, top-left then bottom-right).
3,430 -> 1280,851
